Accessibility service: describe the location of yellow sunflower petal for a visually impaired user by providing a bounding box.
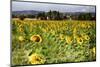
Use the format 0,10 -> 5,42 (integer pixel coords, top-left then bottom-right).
30,35 -> 42,43
28,53 -> 45,64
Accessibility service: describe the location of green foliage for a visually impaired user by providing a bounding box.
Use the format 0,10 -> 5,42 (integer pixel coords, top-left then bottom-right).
78,13 -> 94,20
19,15 -> 26,20
12,20 -> 96,65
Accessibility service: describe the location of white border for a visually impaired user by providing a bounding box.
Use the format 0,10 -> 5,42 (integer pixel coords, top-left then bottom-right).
22,0 -> 96,5
0,0 -> 100,67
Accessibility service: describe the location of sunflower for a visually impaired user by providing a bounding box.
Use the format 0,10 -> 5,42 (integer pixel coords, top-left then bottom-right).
51,30 -> 55,36
77,37 -> 83,45
42,28 -> 46,32
92,47 -> 96,56
30,35 -> 42,42
28,53 -> 45,64
73,27 -> 77,34
81,23 -> 86,28
88,25 -> 91,28
83,35 -> 90,40
19,24 -> 23,28
19,28 -> 24,32
65,36 -> 73,44
18,36 -> 24,41
59,34 -> 65,40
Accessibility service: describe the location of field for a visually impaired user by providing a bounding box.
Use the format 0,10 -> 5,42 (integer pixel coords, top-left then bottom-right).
11,19 -> 96,65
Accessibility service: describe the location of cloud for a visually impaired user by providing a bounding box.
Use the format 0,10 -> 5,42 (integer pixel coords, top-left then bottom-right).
12,1 -> 95,12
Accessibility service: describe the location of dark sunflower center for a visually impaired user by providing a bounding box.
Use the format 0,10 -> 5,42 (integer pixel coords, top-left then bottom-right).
80,39 -> 82,42
35,58 -> 41,61
34,36 -> 40,42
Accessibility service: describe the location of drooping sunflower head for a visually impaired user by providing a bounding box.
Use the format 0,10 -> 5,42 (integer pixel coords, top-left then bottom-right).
30,35 -> 42,43
42,28 -> 47,33
77,37 -> 83,45
73,27 -> 77,34
65,36 -> 73,44
83,35 -> 90,41
19,24 -> 24,28
59,34 -> 65,40
18,36 -> 24,41
28,53 -> 45,64
19,27 -> 24,32
51,30 -> 56,36
92,47 -> 96,56
81,23 -> 86,28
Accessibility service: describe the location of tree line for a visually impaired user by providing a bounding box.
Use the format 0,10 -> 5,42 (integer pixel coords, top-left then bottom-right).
12,10 -> 96,21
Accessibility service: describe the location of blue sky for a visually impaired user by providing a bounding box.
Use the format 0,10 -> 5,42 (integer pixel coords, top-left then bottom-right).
12,1 -> 95,12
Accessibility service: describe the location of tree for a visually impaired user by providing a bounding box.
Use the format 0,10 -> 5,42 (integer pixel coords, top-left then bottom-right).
19,15 -> 26,20
47,10 -> 52,20
78,13 -> 93,20
27,15 -> 35,18
46,10 -> 63,20
37,12 -> 46,20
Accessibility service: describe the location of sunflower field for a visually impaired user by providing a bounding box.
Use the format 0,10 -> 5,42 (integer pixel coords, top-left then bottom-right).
11,19 -> 96,66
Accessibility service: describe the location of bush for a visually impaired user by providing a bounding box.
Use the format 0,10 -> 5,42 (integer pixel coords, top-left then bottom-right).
19,15 -> 26,20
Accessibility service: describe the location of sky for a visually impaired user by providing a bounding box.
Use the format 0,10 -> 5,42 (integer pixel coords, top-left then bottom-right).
12,1 -> 96,12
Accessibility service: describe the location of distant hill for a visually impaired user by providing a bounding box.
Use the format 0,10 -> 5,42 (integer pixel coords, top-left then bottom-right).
64,12 -> 96,16
12,10 -> 95,16
12,10 -> 44,15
